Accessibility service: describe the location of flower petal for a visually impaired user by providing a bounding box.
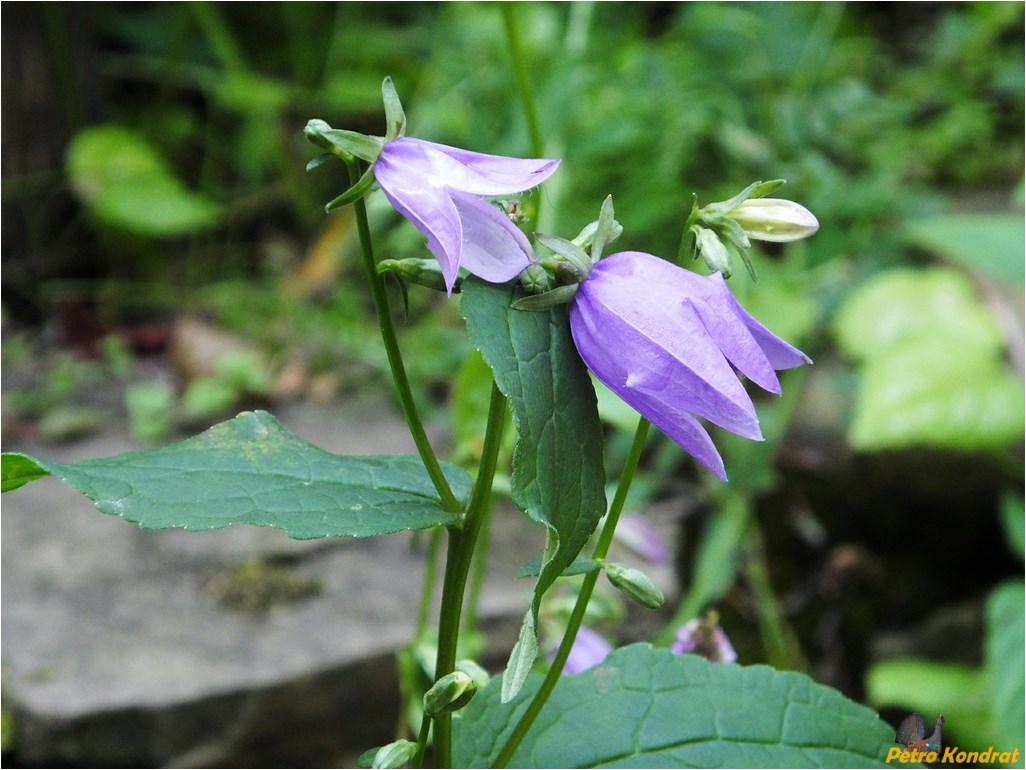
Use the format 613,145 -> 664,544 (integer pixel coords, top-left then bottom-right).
552,626 -> 612,675
378,137 -> 559,197
448,191 -> 536,283
374,149 -> 462,291
723,288 -> 813,370
574,253 -> 762,437
569,250 -> 812,480
411,138 -> 560,194
570,294 -> 732,480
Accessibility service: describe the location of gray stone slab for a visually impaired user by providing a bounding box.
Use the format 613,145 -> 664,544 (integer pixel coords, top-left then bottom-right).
1,397 -> 544,766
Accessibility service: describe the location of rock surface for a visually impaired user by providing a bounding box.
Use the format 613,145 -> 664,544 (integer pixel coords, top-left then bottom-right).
1,395 -> 546,767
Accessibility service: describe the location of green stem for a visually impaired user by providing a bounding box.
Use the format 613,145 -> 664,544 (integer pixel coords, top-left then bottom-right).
743,518 -> 810,672
500,3 -> 544,158
432,382 -> 509,767
412,710 -> 433,769
415,528 -> 444,638
493,418 -> 651,768
345,158 -> 461,514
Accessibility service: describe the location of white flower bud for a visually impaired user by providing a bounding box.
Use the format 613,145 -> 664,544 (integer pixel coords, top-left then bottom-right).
727,198 -> 819,242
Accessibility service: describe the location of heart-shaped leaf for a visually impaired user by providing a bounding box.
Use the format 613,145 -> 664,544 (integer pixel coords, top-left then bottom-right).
2,411 -> 470,539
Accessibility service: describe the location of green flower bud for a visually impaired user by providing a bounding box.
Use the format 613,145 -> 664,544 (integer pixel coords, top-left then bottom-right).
378,258 -> 452,293
693,226 -> 733,279
455,659 -> 491,690
520,262 -> 557,294
602,561 -> 665,609
727,198 -> 820,243
423,671 -> 477,717
357,740 -> 417,769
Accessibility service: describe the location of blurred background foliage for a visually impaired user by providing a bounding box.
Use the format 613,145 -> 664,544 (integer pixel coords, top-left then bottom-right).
2,1 -> 1023,758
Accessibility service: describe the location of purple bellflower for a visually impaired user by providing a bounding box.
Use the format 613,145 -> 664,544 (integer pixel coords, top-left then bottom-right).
569,251 -> 810,480
550,625 -> 613,675
373,137 -> 559,293
671,613 -> 738,663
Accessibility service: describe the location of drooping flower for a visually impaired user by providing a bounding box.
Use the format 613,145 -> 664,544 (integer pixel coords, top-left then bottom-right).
550,626 -> 613,675
613,514 -> 670,565
671,612 -> 737,663
373,137 -> 559,292
569,251 -> 810,480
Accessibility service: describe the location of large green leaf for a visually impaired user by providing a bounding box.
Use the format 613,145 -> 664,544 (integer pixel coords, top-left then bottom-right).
460,279 -> 606,693
1,411 -> 470,539
67,124 -> 223,236
454,644 -> 895,768
833,267 -> 1024,452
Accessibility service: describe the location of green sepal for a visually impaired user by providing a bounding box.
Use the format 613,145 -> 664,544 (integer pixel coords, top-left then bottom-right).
378,258 -> 452,293
381,76 -> 407,142
702,179 -> 785,218
510,284 -> 579,311
590,195 -> 618,262
304,119 -> 384,164
534,233 -> 593,279
749,178 -> 786,199
305,153 -> 334,172
325,164 -> 378,212
707,214 -> 758,281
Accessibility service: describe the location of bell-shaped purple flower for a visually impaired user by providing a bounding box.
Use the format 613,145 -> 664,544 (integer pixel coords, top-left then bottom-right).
373,137 -> 559,292
550,626 -> 613,675
569,251 -> 810,480
671,614 -> 738,663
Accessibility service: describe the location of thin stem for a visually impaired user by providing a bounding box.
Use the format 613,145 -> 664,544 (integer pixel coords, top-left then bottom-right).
345,158 -> 461,513
743,518 -> 810,672
464,495 -> 494,634
493,418 -> 651,768
412,710 -> 433,769
501,3 -> 544,158
415,528 -> 444,638
432,382 -> 509,767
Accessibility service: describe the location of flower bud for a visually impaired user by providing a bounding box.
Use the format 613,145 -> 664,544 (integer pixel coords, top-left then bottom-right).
423,671 -> 477,716
726,198 -> 819,243
602,561 -> 665,609
455,659 -> 491,690
693,226 -> 734,279
358,740 -> 417,769
378,258 -> 452,293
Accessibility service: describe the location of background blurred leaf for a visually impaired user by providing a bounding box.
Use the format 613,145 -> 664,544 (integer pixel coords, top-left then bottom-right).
866,659 -> 993,751
904,213 -> 1025,284
985,581 -> 1025,751
833,267 -> 1024,451
67,125 -> 223,236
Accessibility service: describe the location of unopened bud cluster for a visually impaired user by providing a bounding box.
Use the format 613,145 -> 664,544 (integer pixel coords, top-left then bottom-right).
688,179 -> 819,279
